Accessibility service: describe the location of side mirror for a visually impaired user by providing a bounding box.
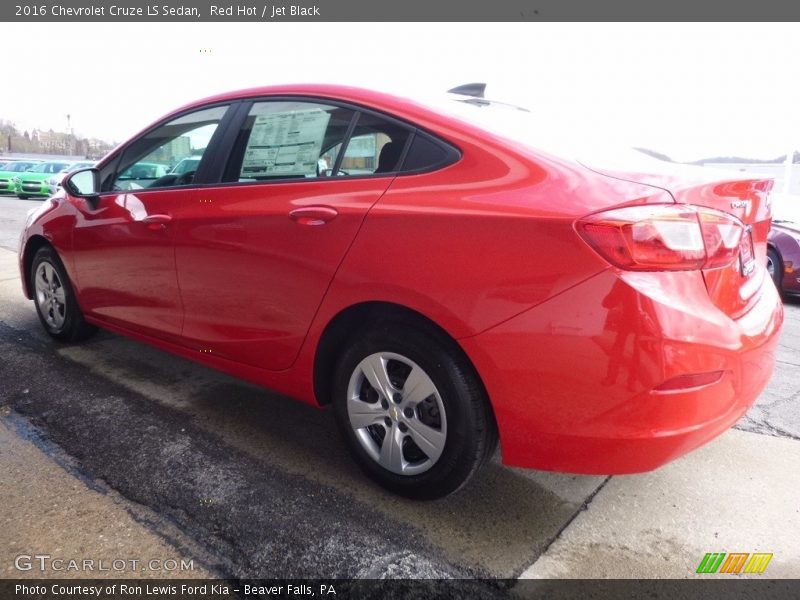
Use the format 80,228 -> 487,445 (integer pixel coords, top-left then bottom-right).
64,168 -> 100,198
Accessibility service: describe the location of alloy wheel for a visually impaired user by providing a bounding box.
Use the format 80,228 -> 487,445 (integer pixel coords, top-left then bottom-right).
34,261 -> 66,330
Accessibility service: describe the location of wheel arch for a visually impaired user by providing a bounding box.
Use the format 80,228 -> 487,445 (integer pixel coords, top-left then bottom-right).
313,301 -> 496,423
766,244 -> 784,291
21,235 -> 53,298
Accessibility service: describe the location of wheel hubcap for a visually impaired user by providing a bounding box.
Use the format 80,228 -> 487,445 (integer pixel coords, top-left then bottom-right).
346,352 -> 447,476
767,256 -> 775,277
34,261 -> 66,330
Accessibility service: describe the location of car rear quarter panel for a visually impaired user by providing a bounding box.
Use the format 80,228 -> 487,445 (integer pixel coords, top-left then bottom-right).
289,125 -> 676,410
311,128 -> 673,342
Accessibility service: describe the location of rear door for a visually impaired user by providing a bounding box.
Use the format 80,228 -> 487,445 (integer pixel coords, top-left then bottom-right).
171,99 -> 413,370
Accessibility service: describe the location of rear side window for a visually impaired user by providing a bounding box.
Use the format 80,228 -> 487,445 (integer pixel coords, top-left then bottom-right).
330,111 -> 411,176
224,101 -> 357,182
222,99 -> 459,183
401,133 -> 455,172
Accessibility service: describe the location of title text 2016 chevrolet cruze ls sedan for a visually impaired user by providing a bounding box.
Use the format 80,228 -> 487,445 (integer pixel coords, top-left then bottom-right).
19,85 -> 784,499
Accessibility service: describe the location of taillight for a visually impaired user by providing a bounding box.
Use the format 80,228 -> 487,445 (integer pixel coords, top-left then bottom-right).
576,204 -> 744,271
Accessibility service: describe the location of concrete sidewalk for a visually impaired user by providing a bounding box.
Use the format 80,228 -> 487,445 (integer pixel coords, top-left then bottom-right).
520,428 -> 800,578
0,414 -> 212,579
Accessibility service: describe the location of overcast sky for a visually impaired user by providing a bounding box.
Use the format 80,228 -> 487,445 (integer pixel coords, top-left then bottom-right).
3,22 -> 799,161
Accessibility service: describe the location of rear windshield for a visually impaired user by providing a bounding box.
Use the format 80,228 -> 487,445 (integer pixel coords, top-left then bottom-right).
424,96 -> 563,154
425,95 -> 670,171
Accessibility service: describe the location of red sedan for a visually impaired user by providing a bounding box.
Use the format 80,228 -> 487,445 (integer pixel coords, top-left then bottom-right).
19,84 -> 783,499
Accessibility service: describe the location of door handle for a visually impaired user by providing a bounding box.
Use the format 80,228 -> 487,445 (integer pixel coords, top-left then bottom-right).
288,206 -> 338,226
141,214 -> 172,230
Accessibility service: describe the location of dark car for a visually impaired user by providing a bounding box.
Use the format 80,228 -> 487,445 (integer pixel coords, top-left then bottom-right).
767,194 -> 800,296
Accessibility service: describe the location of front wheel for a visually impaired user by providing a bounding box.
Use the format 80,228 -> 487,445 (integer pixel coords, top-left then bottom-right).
30,246 -> 97,342
332,323 -> 497,499
17,194 -> 30,200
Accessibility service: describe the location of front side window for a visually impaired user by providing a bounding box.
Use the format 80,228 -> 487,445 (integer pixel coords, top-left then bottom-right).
110,105 -> 228,191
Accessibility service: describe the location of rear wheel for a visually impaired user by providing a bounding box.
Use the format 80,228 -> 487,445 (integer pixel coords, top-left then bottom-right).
767,248 -> 782,292
17,194 -> 30,200
30,246 -> 97,342
332,322 -> 496,499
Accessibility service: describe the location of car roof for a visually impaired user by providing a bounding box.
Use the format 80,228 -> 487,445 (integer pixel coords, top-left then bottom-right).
175,84 -> 427,115
99,84 -> 493,170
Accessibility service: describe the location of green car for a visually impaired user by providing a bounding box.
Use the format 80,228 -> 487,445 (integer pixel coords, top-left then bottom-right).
0,161 -> 43,194
13,160 -> 73,199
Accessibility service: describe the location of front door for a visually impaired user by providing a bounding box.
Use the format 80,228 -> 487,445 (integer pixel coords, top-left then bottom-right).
71,189 -> 185,338
71,104 -> 231,340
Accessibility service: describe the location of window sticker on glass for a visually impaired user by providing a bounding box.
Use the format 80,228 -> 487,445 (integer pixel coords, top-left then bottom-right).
241,108 -> 331,177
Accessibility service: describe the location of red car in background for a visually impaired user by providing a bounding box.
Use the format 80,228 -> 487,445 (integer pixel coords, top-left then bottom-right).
18,84 -> 784,498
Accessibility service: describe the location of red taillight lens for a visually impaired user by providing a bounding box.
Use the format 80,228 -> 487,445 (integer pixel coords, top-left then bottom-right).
576,205 -> 744,271
697,209 -> 744,268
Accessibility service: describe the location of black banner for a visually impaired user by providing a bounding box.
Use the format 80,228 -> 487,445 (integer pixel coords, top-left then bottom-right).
4,0 -> 800,22
3,579 -> 800,600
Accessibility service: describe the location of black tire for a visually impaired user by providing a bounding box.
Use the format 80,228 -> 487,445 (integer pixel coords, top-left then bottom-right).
767,247 -> 782,292
30,246 -> 97,342
332,321 -> 497,500
18,194 -> 30,200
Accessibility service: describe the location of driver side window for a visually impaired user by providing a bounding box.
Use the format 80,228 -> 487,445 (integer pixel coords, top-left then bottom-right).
110,105 -> 228,191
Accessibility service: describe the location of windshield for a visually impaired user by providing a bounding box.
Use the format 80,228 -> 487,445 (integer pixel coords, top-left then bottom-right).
28,162 -> 69,174
170,157 -> 200,174
63,163 -> 86,172
6,162 -> 40,172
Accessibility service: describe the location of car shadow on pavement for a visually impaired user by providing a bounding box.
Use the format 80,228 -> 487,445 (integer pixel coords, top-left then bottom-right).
41,330 -> 606,578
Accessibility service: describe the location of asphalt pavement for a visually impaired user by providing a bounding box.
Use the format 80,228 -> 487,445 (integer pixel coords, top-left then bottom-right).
0,194 -> 798,581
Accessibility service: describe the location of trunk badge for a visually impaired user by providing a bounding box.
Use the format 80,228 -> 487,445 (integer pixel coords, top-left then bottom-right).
730,200 -> 752,216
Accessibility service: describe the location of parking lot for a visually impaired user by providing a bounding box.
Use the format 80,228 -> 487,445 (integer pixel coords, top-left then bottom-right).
0,194 -> 798,581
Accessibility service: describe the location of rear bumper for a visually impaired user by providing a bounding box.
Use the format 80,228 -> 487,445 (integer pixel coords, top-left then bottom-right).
461,268 -> 784,474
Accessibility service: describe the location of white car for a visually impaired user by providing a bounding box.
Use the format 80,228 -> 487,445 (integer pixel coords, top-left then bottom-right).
47,161 -> 97,194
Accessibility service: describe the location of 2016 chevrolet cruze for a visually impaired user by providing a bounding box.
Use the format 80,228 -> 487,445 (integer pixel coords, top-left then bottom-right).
19,84 -> 784,499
